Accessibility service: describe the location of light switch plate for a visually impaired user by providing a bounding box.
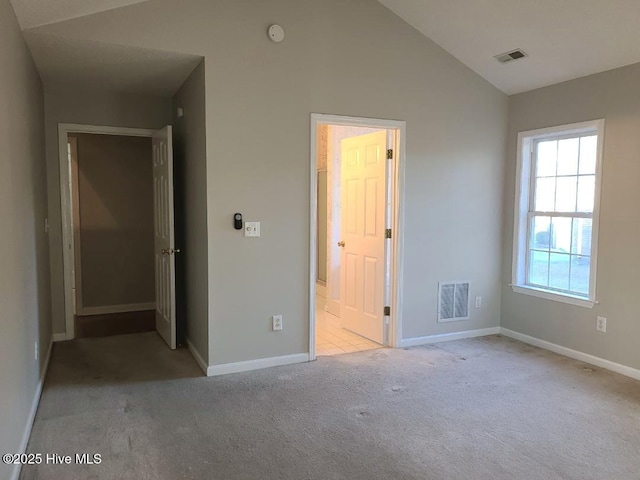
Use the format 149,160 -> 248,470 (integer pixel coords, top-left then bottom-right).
245,221 -> 260,237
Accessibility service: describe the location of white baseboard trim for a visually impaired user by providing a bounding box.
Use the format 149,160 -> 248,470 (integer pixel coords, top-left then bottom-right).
207,353 -> 310,377
79,303 -> 156,316
11,338 -> 53,480
499,327 -> 640,382
186,338 -> 208,376
52,332 -> 68,342
400,327 -> 501,348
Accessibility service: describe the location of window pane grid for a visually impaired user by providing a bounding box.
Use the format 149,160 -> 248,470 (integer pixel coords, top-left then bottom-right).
527,132 -> 596,298
535,173 -> 596,179
517,123 -> 600,303
528,211 -> 592,218
532,134 -> 597,215
533,132 -> 595,144
526,214 -> 592,297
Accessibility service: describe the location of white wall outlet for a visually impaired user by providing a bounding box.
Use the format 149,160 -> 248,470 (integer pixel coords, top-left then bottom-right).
475,296 -> 482,308
34,341 -> 38,360
245,221 -> 260,237
272,315 -> 283,331
596,316 -> 607,333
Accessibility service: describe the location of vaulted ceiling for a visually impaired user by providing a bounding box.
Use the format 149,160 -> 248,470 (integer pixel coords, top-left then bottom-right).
23,31 -> 202,96
9,0 -> 149,29
379,0 -> 640,94
10,0 -> 640,95
10,0 -> 200,96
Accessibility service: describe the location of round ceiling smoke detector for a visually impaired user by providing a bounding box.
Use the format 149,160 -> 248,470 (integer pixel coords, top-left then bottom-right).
268,24 -> 285,43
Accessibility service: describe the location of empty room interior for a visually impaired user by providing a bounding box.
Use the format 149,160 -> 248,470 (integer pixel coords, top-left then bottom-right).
2,0 -> 640,479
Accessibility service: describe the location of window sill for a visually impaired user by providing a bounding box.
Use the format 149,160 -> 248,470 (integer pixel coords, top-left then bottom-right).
510,285 -> 597,308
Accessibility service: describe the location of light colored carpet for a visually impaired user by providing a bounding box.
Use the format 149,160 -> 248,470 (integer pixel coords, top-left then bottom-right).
21,332 -> 640,480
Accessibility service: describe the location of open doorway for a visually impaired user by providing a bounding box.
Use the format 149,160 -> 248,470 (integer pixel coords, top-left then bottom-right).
310,114 -> 406,359
58,124 -> 178,349
68,132 -> 155,338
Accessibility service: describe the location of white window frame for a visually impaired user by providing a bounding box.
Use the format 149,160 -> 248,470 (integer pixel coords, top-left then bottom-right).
511,119 -> 605,308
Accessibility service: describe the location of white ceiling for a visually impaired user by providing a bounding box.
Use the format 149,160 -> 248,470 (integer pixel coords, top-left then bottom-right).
10,0 -> 640,96
24,32 -> 202,97
10,0 -> 148,29
379,0 -> 640,94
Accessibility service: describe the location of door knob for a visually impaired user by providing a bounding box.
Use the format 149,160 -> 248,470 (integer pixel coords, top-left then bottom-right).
161,248 -> 169,255
337,241 -> 345,247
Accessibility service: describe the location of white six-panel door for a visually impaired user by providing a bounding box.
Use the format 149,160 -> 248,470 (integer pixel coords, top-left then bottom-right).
153,126 -> 176,349
339,131 -> 387,344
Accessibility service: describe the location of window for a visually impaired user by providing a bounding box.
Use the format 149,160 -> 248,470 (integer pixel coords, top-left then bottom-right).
512,120 -> 604,307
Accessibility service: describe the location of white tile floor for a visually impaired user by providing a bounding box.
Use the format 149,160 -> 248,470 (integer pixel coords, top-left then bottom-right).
315,295 -> 381,356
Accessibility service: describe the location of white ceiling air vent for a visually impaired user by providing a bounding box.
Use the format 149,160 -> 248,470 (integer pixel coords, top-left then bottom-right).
494,49 -> 527,64
438,282 -> 470,322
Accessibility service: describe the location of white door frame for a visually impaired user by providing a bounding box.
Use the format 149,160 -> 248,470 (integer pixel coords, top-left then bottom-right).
309,113 -> 406,360
57,123 -> 156,341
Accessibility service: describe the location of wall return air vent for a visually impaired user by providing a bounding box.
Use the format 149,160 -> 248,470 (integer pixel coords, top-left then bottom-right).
438,282 -> 470,322
494,49 -> 527,64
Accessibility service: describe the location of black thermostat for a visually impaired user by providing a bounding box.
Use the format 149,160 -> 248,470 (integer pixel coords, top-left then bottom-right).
234,213 -> 243,230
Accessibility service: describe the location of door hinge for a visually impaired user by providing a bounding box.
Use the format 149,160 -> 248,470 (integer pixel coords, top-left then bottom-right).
385,229 -> 392,239
387,149 -> 393,160
384,306 -> 391,316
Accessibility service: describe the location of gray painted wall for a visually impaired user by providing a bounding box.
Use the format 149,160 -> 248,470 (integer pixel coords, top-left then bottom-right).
44,86 -> 171,333
0,0 -> 50,477
172,61 -> 209,362
74,133 -> 154,309
503,62 -> 640,370
32,0 -> 507,365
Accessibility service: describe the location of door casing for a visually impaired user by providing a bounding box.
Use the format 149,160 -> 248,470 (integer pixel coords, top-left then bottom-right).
57,123 -> 157,341
309,114 -> 406,360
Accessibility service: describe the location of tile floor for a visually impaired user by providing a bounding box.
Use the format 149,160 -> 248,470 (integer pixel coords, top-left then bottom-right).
315,295 -> 381,356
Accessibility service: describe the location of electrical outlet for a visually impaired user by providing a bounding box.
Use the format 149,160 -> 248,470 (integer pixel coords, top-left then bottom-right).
596,316 -> 607,333
34,341 -> 38,360
475,296 -> 482,308
272,315 -> 283,331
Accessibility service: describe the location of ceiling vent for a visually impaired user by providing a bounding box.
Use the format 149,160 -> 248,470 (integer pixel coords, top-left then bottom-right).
494,49 -> 528,64
438,282 -> 470,322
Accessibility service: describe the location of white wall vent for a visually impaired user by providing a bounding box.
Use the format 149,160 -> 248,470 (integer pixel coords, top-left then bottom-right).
438,282 -> 470,322
494,49 -> 527,64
